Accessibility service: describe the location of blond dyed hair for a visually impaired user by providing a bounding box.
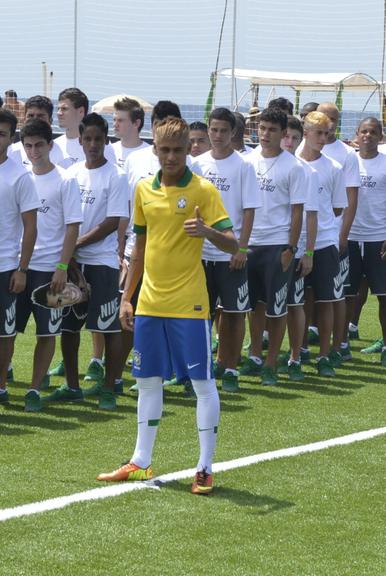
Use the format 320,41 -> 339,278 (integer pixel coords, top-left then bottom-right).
154,116 -> 190,145
304,111 -> 330,130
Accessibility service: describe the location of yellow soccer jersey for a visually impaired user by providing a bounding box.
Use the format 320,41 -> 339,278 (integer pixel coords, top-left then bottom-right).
133,167 -> 232,319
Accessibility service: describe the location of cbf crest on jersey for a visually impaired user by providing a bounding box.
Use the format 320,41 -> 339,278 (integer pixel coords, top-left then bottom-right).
177,196 -> 187,209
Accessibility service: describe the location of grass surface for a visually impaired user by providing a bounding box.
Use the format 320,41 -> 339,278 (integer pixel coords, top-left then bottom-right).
1,297 -> 385,575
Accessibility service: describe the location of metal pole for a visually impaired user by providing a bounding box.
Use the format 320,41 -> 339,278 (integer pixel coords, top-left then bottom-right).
73,0 -> 78,86
230,0 -> 237,109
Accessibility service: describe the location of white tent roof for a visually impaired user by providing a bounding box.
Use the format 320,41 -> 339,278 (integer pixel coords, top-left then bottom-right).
217,69 -> 381,92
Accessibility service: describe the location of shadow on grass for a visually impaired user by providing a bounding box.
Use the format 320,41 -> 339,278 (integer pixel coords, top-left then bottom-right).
0,411 -> 80,430
165,480 -> 295,515
164,390 -> 252,413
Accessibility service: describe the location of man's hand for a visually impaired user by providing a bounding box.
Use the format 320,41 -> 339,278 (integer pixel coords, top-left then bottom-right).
120,300 -> 134,331
297,254 -> 313,277
50,269 -> 67,295
381,241 -> 386,260
229,250 -> 248,271
184,206 -> 207,238
281,249 -> 294,273
9,270 -> 27,294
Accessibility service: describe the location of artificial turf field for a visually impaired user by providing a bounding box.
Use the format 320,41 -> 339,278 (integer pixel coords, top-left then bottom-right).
1,297 -> 385,576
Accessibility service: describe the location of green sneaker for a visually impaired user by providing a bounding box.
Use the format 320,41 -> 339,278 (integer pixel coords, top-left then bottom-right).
340,343 -> 352,361
239,357 -> 262,376
328,349 -> 343,368
361,338 -> 383,354
7,367 -> 14,382
213,361 -> 225,379
114,379 -> 124,395
48,360 -> 65,377
261,366 -> 277,386
24,390 -> 42,412
163,377 -> 183,386
0,390 -> 9,404
84,360 -> 104,382
381,349 -> 386,366
83,382 -> 103,397
98,388 -> 117,410
277,352 -> 290,374
307,328 -> 319,345
300,349 -> 311,364
222,371 -> 239,392
287,361 -> 304,382
317,357 -> 335,377
348,324 -> 359,340
40,374 -> 50,390
43,384 -> 83,402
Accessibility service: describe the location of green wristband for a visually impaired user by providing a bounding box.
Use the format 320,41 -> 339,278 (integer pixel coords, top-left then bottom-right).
305,250 -> 314,257
239,247 -> 248,253
56,262 -> 68,271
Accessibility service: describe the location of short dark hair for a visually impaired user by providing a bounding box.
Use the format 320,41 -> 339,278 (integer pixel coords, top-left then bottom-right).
300,102 -> 319,117
268,97 -> 293,115
20,118 -> 53,143
79,112 -> 108,137
189,121 -> 208,132
259,108 -> 288,131
114,97 -> 145,132
208,107 -> 236,130
287,115 -> 303,138
232,112 -> 246,140
0,108 -> 18,136
5,89 -> 17,98
58,87 -> 89,115
151,100 -> 181,126
358,116 -> 383,135
25,95 -> 54,121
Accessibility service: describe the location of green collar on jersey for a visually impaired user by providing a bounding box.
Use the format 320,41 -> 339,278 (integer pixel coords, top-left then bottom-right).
152,167 -> 193,189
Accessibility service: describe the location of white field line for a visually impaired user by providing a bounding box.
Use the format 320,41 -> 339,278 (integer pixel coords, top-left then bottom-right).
1,426 -> 385,522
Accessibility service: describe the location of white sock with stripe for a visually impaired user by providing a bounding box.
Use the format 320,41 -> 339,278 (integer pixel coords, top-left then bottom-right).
192,378 -> 220,474
131,377 -> 163,469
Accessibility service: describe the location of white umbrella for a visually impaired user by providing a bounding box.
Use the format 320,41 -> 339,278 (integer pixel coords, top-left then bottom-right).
92,94 -> 153,114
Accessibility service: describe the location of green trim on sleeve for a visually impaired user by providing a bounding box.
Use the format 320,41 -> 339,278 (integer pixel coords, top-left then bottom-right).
212,218 -> 233,231
133,224 -> 147,234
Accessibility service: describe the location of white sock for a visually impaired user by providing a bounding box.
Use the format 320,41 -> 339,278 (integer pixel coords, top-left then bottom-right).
26,389 -> 40,396
249,355 -> 263,365
0,388 -> 8,395
131,377 -> 163,469
309,326 -> 319,335
91,357 -> 103,367
340,342 -> 349,349
224,368 -> 238,376
263,330 -> 269,340
349,323 -> 358,330
192,379 -> 220,474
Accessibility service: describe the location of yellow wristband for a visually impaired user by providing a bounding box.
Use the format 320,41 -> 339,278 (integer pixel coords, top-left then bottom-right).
56,263 -> 68,271
239,248 -> 248,254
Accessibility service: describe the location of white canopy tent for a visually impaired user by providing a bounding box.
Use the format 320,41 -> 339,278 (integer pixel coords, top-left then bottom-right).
216,69 -> 383,115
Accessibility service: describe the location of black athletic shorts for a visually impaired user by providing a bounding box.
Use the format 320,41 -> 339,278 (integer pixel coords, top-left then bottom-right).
61,264 -> 121,333
203,260 -> 250,316
247,245 -> 295,317
16,270 -> 63,336
287,260 -> 305,307
305,244 -> 343,302
0,270 -> 17,338
346,240 -> 386,297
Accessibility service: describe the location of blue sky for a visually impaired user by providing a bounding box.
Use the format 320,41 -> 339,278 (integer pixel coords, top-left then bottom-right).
0,0 -> 383,114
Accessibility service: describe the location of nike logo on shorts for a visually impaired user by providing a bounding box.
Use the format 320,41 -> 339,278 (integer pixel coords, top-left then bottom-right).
187,362 -> 200,370
48,309 -> 62,334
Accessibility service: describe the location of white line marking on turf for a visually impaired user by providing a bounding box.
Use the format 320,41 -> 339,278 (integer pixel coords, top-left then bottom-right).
1,426 -> 385,522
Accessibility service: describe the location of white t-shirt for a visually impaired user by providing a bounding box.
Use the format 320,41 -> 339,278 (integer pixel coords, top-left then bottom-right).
8,140 -> 65,168
249,149 -> 307,245
349,152 -> 386,242
123,146 -> 161,258
67,161 -> 129,268
297,152 -> 347,250
55,134 -> 116,168
29,166 -> 83,271
112,140 -> 150,168
322,139 -> 361,189
0,158 -> 40,272
297,160 -> 320,257
191,150 -> 261,261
